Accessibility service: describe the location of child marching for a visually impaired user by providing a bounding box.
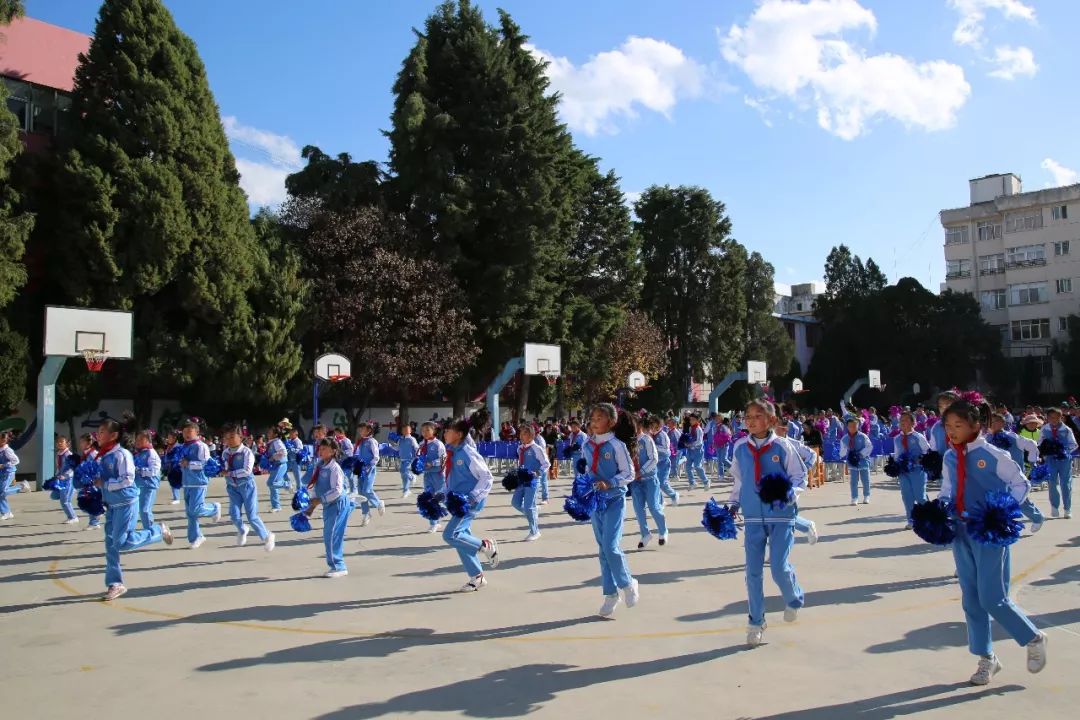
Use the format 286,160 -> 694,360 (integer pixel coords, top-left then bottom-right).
441,419 -> 499,592
55,436 -> 79,524
0,431 -> 29,521
417,421 -> 447,533
133,430 -> 162,531
840,417 -> 873,505
684,413 -> 709,490
396,423 -> 420,499
179,419 -> 222,548
987,413 -> 1044,532
77,434 -> 104,529
649,415 -> 679,505
1039,407 -> 1076,518
892,412 -> 929,529
302,437 -> 352,577
510,424 -> 548,542
629,414 -> 668,549
354,422 -> 385,526
284,422 -> 304,491
264,425 -> 290,513
221,424 -> 275,551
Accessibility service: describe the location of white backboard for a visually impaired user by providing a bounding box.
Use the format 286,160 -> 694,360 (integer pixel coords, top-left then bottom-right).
913,382 -> 921,394
868,370 -> 882,389
628,371 -> 646,389
792,378 -> 803,393
747,360 -> 768,385
315,353 -> 351,381
44,306 -> 133,359
524,343 -> 561,376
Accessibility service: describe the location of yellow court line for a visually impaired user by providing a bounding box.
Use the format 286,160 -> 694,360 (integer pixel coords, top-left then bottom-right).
46,542 -> 1068,643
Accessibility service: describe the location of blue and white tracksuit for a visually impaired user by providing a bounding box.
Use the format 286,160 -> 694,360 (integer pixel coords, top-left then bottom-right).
630,432 -> 667,540
727,432 -> 807,628
667,427 -> 683,477
534,434 -> 550,500
511,442 -> 549,535
133,448 -> 162,531
181,440 -> 218,543
101,444 -> 164,588
995,431 -> 1044,525
789,438 -> 818,536
585,433 -> 635,596
929,422 -> 949,454
285,436 -> 304,490
354,436 -> 382,515
418,438 -> 447,528
162,444 -> 181,501
56,449 -> 77,520
685,425 -> 708,489
223,444 -> 270,542
313,460 -> 351,572
337,436 -> 356,494
265,438 -> 289,510
1039,423 -> 1077,512
653,430 -> 678,503
566,430 -> 587,473
893,431 -> 929,522
397,434 -> 419,493
941,437 -> 1039,657
0,444 -> 21,517
786,420 -> 803,442
80,449 -> 103,526
840,431 -> 873,500
443,442 -> 494,579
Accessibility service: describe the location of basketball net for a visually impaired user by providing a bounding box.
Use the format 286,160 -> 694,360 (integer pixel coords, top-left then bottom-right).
540,371 -> 559,387
328,374 -> 349,384
82,349 -> 108,373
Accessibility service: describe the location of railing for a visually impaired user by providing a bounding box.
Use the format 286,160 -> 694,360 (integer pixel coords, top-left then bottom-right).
979,267 -> 1005,276
945,269 -> 972,279
1005,258 -> 1046,269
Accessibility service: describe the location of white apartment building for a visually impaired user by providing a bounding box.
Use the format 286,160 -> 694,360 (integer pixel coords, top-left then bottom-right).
774,282 -> 825,374
941,173 -> 1080,393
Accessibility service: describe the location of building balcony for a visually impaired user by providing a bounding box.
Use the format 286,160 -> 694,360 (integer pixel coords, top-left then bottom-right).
945,270 -> 972,279
1005,258 -> 1047,270
978,267 -> 1005,276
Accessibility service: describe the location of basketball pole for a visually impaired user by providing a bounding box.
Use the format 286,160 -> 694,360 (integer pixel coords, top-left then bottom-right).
486,356 -> 523,429
35,356 -> 67,488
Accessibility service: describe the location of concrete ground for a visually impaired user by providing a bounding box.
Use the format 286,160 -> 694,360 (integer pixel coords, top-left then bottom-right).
1,468 -> 1077,720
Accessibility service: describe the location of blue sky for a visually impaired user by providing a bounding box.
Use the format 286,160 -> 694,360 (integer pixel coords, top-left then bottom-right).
26,0 -> 1080,288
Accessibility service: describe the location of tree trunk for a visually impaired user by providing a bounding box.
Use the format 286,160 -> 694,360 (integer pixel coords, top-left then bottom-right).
398,385 -> 410,430
452,374 -> 468,419
134,384 -> 153,427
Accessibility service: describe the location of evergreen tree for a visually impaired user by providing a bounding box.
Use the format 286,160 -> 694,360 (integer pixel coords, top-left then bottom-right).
388,1 -> 579,410
37,0 -> 301,420
744,251 -> 794,378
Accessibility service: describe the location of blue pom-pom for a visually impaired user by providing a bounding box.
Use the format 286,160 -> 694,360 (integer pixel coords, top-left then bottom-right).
340,456 -> 356,472
289,512 -> 312,533
50,487 -> 62,501
989,432 -> 1013,451
563,496 -> 595,522
757,473 -> 794,510
258,454 -> 271,471
77,487 -> 105,516
43,477 -> 59,491
920,450 -> 943,481
1029,463 -> 1050,484
74,459 -> 101,488
165,446 -> 183,465
410,455 -> 425,475
296,446 -> 312,468
677,434 -> 690,450
1038,438 -> 1067,461
445,491 -> 471,518
847,449 -> 861,467
966,490 -> 1024,547
167,467 -> 183,488
416,490 -> 448,522
911,498 -> 956,546
575,457 -> 588,475
203,457 -> 223,477
883,456 -> 901,478
388,431 -> 401,443
291,488 -> 311,512
701,498 -> 738,540
503,466 -> 535,492
561,443 -> 580,460
62,454 -> 80,473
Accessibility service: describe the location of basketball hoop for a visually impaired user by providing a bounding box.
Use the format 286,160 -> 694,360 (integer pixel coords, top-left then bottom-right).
82,349 -> 108,373
540,371 -> 559,387
328,374 -> 349,384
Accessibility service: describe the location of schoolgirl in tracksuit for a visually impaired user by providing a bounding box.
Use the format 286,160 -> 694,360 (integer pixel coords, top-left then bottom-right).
0,433 -> 29,521
303,438 -> 352,577
133,430 -> 162,531
666,419 -> 683,479
335,430 -> 356,495
76,435 -> 103,528
163,434 -> 182,504
512,425 -> 549,542
630,416 -> 667,549
840,419 -> 872,504
96,418 -> 173,601
417,421 -> 447,532
728,399 -> 807,647
649,416 -> 678,505
265,427 -> 289,512
773,418 -> 819,545
396,425 -> 420,498
285,427 -> 304,491
1039,408 -> 1077,518
684,414 -> 708,489
892,413 -> 929,527
713,421 -> 733,482
988,414 -> 1044,531
441,419 -> 498,592
565,420 -> 587,477
588,405 -> 639,618
221,424 -> 275,551
929,391 -> 959,453
179,420 -> 222,548
354,423 -> 384,526
55,436 -> 78,523
939,400 -> 1047,685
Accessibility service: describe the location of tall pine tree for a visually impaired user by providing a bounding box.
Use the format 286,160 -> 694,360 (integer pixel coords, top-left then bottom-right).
40,0 -> 301,420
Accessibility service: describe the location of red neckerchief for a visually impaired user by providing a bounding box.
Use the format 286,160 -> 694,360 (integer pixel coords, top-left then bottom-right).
98,440 -> 118,456
589,440 -> 602,473
952,442 -> 968,514
901,433 -> 909,452
519,444 -> 526,465
748,436 -> 774,486
445,446 -> 454,479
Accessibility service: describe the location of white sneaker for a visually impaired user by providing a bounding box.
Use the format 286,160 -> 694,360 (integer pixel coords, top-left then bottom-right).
212,503 -> 222,523
671,494 -> 679,506
1066,510 -> 1073,519
264,533 -> 275,552
1030,519 -> 1043,534
359,514 -> 371,527
862,497 -> 871,505
377,502 -> 386,517
1,512 -> 13,520
481,538 -> 500,568
747,624 -> 766,647
597,593 -> 621,618
103,584 -> 128,602
270,507 -> 281,514
237,524 -> 250,546
524,532 -> 542,542
20,481 -> 31,493
428,523 -> 440,534
539,500 -> 549,506
637,533 -> 653,550
970,655 -> 1002,685
402,490 -> 412,499
623,578 -> 640,608
161,523 -> 173,545
1027,633 -> 1048,674
850,499 -> 858,506
904,522 -> 913,530
459,574 -> 486,592
85,522 -> 101,530
64,517 -> 79,524
169,499 -> 180,505
1051,507 -> 1060,517
807,521 -> 819,545
658,533 -> 669,546
190,536 -> 205,549
783,606 -> 799,623
324,569 -> 348,578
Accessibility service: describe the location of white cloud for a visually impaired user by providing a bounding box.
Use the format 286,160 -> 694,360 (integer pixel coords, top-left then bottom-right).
949,0 -> 1035,48
988,45 -> 1038,79
1041,158 -> 1079,188
222,116 -> 302,207
529,37 -> 707,135
721,0 -> 970,140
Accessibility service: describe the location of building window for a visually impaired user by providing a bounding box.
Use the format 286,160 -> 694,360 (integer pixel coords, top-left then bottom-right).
1054,240 -> 1071,256
1005,211 -> 1044,233
3,78 -> 31,131
1011,318 -> 1050,341
805,323 -> 820,349
1057,278 -> 1073,294
1006,243 -> 1046,267
1009,282 -> 1048,305
1,78 -> 72,137
978,253 -> 1005,275
1060,317 -> 1069,332
796,302 -> 803,311
945,226 -> 969,245
946,259 -> 972,278
980,289 -> 1006,310
976,221 -> 1002,241
1051,205 -> 1069,221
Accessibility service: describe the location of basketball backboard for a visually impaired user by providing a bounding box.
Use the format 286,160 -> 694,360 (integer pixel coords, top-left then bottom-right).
747,360 -> 767,385
524,343 -> 561,377
868,370 -> 882,389
628,371 -> 646,390
792,378 -> 803,393
315,353 -> 351,381
44,306 -> 133,359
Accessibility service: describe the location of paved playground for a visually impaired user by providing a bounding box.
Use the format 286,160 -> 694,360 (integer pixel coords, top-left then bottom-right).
2,469 -> 1077,720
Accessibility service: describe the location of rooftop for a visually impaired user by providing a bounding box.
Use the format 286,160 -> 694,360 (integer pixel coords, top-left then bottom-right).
0,16 -> 90,92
